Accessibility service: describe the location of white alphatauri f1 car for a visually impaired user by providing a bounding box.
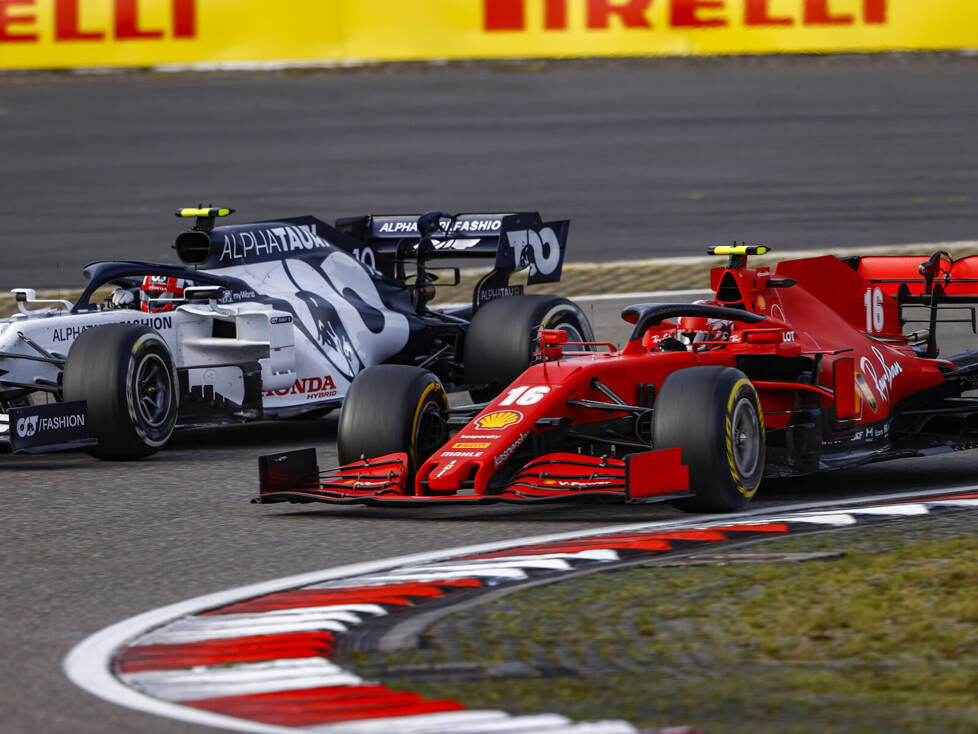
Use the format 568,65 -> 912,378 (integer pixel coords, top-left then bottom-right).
0,208 -> 592,459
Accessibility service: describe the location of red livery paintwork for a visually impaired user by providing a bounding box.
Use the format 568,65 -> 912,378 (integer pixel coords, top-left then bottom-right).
259,246 -> 978,512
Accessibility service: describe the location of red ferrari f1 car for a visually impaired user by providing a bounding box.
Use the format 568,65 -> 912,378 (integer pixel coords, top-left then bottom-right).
257,245 -> 978,512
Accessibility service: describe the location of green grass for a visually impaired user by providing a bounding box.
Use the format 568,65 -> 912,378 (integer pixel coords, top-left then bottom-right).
340,514 -> 978,733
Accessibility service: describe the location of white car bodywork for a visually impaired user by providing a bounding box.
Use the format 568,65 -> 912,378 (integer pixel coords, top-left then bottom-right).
0,248 -> 409,427
0,210 -> 575,454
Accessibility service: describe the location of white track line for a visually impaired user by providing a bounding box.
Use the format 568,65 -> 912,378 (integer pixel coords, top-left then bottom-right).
65,485 -> 978,733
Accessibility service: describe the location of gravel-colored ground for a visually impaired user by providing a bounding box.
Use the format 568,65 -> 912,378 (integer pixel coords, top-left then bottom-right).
445,241 -> 978,303
345,510 -> 978,734
5,241 -> 977,318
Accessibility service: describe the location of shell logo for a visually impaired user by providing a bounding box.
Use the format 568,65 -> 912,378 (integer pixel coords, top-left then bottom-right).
474,410 -> 523,430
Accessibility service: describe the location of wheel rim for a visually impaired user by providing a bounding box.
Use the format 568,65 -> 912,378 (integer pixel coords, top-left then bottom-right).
731,397 -> 761,477
134,354 -> 173,428
414,398 -> 447,462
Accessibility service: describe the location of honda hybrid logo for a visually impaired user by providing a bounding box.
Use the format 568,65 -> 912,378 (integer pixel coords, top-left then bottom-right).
15,415 -> 38,438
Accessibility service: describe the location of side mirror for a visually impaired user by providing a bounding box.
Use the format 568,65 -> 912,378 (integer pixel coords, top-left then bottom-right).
11,288 -> 73,313
539,328 -> 567,360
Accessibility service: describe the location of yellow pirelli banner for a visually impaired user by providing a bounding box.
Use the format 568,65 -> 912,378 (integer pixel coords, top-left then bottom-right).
1,1 -> 977,71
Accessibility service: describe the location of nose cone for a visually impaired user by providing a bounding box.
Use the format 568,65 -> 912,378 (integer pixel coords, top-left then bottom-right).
421,409 -> 532,491
423,457 -> 478,491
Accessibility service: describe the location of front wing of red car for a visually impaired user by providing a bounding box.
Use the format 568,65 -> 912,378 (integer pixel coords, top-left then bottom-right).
256,447 -> 691,505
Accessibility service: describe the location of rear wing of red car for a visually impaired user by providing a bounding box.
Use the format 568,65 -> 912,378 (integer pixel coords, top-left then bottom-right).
849,252 -> 978,297
846,251 -> 978,357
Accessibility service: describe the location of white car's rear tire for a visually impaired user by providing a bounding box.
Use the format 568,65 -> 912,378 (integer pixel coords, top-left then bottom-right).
464,295 -> 593,402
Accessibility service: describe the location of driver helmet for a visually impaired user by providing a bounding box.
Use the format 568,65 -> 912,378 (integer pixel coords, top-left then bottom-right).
677,301 -> 733,344
140,275 -> 186,313
677,314 -> 710,341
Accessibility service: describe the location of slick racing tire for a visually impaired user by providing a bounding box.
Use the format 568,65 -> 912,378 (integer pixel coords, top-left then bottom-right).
63,324 -> 179,460
337,365 -> 448,476
464,295 -> 594,402
653,366 -> 764,513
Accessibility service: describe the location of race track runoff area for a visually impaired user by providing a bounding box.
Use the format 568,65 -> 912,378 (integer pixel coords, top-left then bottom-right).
67,489 -> 978,734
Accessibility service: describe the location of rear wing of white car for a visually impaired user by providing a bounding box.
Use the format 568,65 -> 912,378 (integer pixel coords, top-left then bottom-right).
335,211 -> 569,286
336,211 -> 569,309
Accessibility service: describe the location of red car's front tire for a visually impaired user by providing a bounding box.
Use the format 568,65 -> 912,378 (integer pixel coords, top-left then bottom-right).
653,366 -> 765,513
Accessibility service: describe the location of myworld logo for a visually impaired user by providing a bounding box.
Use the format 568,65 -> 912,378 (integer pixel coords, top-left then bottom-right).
484,0 -> 887,30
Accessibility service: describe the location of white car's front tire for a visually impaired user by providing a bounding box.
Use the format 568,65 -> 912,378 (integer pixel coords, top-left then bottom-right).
63,324 -> 178,460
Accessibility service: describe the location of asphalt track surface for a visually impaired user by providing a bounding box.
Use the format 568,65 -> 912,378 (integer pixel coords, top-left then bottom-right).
1,55 -> 978,290
2,57 -> 978,734
4,294 -> 978,734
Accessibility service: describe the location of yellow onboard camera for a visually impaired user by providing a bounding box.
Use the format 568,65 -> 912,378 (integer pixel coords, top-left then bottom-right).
174,206 -> 235,234
708,245 -> 770,256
